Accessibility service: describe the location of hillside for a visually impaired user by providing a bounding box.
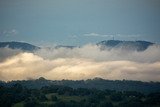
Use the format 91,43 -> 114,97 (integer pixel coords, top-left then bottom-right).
1,78 -> 160,94
97,40 -> 154,51
0,78 -> 160,107
0,41 -> 40,51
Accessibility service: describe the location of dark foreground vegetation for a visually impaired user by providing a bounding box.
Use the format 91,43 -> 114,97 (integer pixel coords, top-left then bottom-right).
0,78 -> 160,107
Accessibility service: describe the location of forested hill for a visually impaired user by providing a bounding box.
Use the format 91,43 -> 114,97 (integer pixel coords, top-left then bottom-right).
0,40 -> 155,52
97,40 -> 154,51
0,41 -> 40,51
1,77 -> 160,94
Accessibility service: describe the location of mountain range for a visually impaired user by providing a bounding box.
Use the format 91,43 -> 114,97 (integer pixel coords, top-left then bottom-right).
0,41 -> 40,51
97,40 -> 154,51
0,40 -> 154,51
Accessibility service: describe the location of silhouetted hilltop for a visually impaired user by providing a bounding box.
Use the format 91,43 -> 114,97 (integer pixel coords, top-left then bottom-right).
97,40 -> 154,51
0,40 -> 155,51
0,41 -> 40,51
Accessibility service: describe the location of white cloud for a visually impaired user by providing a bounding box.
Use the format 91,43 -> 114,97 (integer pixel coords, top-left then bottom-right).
35,44 -> 160,63
0,52 -> 160,81
83,33 -> 114,38
0,44 -> 160,82
0,29 -> 18,37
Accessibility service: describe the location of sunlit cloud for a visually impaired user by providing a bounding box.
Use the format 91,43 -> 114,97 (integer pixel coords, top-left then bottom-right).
0,44 -> 160,82
35,44 -> 160,63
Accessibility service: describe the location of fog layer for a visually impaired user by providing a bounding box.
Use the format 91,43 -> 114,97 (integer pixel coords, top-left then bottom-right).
0,44 -> 160,81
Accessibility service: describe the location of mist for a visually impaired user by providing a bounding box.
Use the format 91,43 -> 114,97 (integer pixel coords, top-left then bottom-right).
0,44 -> 160,81
0,47 -> 22,62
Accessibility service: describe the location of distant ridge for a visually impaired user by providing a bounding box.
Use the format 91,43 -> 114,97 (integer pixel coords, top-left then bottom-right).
0,41 -> 40,51
55,45 -> 76,49
0,40 -> 155,51
97,40 -> 154,51
1,77 -> 160,94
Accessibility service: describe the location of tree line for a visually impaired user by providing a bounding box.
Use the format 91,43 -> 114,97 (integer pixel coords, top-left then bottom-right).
0,83 -> 160,107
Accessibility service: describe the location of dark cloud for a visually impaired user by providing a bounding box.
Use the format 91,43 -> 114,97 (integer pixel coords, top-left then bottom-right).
0,47 -> 22,62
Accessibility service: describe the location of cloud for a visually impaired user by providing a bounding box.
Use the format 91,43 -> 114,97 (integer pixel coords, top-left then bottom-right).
35,44 -> 160,63
0,52 -> 160,81
0,44 -> 160,81
0,47 -> 22,62
68,35 -> 78,38
83,33 -> 114,38
0,29 -> 18,37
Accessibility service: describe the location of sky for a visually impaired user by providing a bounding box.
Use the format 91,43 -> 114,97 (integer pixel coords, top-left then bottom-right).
0,0 -> 160,82
0,0 -> 160,45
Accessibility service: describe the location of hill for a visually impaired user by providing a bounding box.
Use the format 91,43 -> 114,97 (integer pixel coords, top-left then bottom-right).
0,40 -> 155,52
0,41 -> 40,51
1,78 -> 160,94
97,40 -> 154,51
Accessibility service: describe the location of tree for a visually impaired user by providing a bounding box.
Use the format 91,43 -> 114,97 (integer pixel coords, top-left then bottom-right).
51,95 -> 58,101
99,101 -> 113,107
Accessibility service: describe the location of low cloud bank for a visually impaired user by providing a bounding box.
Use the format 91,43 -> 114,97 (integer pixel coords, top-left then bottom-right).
0,48 -> 22,62
0,44 -> 160,81
35,44 -> 160,63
